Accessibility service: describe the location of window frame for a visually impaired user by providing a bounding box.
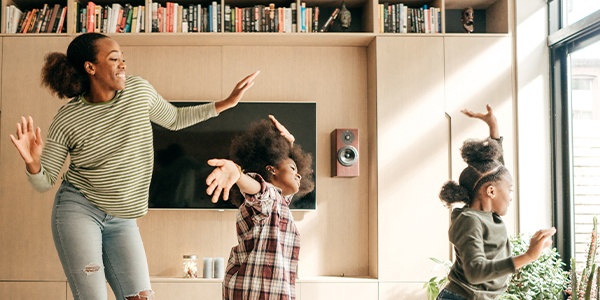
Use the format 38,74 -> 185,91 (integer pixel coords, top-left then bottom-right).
549,2 -> 600,267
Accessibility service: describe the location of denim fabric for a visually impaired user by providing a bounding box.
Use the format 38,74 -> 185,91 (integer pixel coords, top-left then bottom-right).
437,289 -> 467,300
52,181 -> 152,300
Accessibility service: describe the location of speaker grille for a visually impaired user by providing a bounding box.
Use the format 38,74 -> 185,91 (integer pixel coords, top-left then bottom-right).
337,145 -> 359,166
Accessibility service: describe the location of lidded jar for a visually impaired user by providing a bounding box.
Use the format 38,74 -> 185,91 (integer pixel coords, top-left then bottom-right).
183,254 -> 198,278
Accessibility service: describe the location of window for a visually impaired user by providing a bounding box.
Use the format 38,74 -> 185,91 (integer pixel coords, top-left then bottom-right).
549,3 -> 600,267
565,0 -> 600,25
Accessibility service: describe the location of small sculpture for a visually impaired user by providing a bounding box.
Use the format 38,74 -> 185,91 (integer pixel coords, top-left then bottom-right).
461,7 -> 474,33
339,1 -> 351,31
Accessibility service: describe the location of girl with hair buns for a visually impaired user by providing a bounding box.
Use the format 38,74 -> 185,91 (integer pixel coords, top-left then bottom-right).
9,32 -> 259,300
205,115 -> 314,300
436,105 -> 556,300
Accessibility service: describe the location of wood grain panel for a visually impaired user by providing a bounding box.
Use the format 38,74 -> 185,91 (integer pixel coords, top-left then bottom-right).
444,36 -> 516,234
0,281 -> 67,299
0,36 -> 72,280
375,36 -> 451,281
221,45 -> 370,277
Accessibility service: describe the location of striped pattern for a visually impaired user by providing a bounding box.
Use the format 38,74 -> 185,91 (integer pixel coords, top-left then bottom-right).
224,174 -> 300,300
37,76 -> 217,219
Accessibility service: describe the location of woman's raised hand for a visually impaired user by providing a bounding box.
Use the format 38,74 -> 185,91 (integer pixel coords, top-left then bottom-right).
10,116 -> 43,174
216,71 -> 261,113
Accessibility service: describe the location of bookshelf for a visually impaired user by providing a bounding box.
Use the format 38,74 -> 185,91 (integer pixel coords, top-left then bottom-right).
2,0 -> 508,35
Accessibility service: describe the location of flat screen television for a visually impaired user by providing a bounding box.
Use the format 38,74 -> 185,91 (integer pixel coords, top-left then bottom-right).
149,101 -> 317,210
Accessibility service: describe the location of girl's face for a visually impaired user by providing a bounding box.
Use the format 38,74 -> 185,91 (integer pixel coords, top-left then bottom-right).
89,38 -> 127,93
269,157 -> 301,196
491,173 -> 513,216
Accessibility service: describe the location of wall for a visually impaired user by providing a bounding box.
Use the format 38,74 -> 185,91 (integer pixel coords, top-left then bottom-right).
514,0 -> 553,233
0,37 -> 371,282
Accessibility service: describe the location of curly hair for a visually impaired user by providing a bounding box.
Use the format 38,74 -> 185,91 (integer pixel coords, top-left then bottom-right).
439,137 -> 508,206
41,33 -> 109,99
228,119 -> 315,206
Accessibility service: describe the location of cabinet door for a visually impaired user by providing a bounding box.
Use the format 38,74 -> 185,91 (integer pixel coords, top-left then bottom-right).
375,36 -> 450,283
0,37 -> 71,281
443,36 -> 516,233
0,282 -> 67,299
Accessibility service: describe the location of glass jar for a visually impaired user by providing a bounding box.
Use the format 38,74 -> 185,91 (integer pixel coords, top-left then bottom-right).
183,254 -> 198,278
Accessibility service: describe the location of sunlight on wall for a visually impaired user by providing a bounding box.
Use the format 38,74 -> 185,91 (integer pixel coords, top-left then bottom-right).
515,1 -> 552,233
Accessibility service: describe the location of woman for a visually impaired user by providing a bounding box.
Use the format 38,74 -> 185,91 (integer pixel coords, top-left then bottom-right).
206,115 -> 314,299
436,105 -> 556,300
10,32 -> 259,300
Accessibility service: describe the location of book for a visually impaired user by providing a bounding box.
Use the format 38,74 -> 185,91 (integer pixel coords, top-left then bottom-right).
51,5 -> 63,33
290,3 -> 297,32
35,4 -> 49,33
130,6 -> 139,33
56,7 -> 67,33
8,5 -> 23,34
151,2 -> 159,32
87,2 -> 95,33
124,4 -> 133,32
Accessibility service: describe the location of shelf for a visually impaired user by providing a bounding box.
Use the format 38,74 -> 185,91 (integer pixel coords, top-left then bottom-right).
2,0 -> 509,34
109,31 -> 376,46
149,275 -> 378,283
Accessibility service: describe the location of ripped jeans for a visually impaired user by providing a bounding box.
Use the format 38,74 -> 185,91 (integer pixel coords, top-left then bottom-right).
52,181 -> 153,300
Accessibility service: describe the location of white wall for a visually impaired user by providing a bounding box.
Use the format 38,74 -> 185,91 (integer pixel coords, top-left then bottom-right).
515,0 -> 553,233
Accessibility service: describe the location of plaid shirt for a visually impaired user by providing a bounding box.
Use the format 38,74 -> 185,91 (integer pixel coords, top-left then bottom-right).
223,174 -> 300,300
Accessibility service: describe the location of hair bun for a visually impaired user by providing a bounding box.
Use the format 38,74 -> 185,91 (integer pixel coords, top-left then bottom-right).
439,180 -> 470,205
460,137 -> 502,164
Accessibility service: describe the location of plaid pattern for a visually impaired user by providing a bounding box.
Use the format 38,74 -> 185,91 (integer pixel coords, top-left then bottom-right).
224,174 -> 300,300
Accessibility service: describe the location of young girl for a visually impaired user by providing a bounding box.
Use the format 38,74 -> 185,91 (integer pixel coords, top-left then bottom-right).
436,105 -> 556,300
205,115 -> 314,300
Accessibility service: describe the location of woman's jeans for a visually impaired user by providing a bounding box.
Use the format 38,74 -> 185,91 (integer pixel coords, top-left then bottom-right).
437,289 -> 467,300
52,181 -> 152,300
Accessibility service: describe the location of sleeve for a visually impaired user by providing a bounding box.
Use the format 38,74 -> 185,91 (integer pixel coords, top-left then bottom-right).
242,173 -> 280,223
141,77 -> 218,130
450,213 -> 515,284
28,139 -> 69,192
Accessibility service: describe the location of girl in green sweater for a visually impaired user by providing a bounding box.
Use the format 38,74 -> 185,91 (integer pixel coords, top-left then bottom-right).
436,105 -> 556,300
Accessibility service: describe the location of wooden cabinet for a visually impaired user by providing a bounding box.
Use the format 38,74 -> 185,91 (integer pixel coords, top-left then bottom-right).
373,35 -> 514,299
0,0 -> 513,299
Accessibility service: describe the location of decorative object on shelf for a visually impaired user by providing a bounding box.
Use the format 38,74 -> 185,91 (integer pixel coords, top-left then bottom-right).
320,7 -> 339,32
461,7 -> 474,33
339,1 -> 351,31
183,254 -> 199,278
203,257 -> 214,278
213,257 -> 225,278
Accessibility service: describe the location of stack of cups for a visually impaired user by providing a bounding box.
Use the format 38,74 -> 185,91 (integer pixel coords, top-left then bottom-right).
203,257 -> 225,279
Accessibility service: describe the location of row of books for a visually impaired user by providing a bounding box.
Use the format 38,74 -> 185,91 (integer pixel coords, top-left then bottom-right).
5,4 -> 67,34
224,3 -> 299,33
76,2 -> 145,33
379,4 -> 441,34
149,2 -> 322,33
151,1 -> 220,33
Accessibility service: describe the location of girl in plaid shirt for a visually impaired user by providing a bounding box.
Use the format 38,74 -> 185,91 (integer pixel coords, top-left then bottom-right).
206,115 -> 314,300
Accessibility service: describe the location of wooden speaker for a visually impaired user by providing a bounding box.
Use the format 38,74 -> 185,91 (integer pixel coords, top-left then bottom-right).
331,128 -> 359,177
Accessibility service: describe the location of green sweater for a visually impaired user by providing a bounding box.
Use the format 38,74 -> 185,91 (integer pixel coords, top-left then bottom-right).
27,75 -> 218,219
445,207 -> 516,300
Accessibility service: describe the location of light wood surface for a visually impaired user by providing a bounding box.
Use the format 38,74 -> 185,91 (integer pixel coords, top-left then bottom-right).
375,36 -> 451,281
0,0 -> 513,298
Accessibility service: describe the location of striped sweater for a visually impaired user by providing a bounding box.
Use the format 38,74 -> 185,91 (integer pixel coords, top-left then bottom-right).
27,75 -> 218,218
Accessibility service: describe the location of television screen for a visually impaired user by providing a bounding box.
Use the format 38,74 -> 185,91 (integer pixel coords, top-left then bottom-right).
149,101 -> 317,210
